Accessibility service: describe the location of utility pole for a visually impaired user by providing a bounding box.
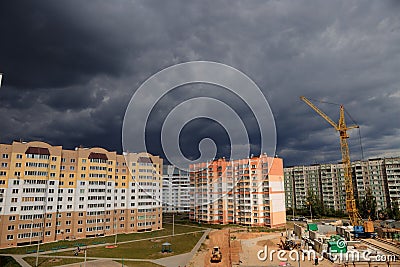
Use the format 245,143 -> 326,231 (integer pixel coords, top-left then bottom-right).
84,248 -> 87,267
292,204 -> 295,219
172,212 -> 175,236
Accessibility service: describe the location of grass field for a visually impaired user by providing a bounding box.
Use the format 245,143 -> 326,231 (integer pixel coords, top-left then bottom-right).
22,257 -> 87,267
54,231 -> 203,259
0,256 -> 21,267
0,223 -> 204,255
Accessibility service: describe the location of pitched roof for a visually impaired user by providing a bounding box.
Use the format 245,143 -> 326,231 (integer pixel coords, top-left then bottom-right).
25,147 -> 50,155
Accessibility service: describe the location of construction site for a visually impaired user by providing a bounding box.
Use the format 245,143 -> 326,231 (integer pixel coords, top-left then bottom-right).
189,97 -> 400,267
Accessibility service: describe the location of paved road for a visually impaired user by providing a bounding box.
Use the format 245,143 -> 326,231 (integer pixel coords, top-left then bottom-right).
8,254 -> 31,267
58,259 -> 124,267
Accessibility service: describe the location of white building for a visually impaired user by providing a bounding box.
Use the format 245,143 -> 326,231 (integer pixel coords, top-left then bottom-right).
162,165 -> 191,213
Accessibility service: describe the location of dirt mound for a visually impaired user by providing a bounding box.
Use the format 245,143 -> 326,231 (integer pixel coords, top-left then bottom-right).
256,239 -> 276,247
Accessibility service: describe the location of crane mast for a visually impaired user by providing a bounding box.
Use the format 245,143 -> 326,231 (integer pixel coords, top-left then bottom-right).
300,96 -> 362,226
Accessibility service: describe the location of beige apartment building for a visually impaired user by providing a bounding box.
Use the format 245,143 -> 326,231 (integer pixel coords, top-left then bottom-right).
0,141 -> 163,248
189,155 -> 286,228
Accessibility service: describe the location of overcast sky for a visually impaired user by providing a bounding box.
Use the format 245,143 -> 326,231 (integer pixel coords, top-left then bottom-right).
0,0 -> 399,166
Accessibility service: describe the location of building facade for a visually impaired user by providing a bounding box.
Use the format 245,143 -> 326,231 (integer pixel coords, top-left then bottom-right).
284,157 -> 400,214
0,141 -> 163,248
162,165 -> 191,213
189,155 -> 286,228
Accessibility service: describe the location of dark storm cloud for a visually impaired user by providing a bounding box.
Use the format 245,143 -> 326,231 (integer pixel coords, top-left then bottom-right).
0,0 -> 399,166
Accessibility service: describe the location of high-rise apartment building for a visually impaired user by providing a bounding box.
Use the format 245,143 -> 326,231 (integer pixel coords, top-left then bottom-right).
384,157 -> 400,208
284,157 -> 400,214
189,155 -> 286,228
162,165 -> 192,213
0,141 -> 163,248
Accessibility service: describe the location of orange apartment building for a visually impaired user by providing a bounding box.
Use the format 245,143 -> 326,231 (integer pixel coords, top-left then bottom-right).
0,141 -> 163,248
189,155 -> 286,228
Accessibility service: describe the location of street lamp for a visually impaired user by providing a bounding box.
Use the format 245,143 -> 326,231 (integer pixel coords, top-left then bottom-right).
307,201 -> 313,221
0,73 -> 3,87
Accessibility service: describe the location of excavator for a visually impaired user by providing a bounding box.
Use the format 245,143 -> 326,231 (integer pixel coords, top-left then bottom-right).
300,96 -> 375,239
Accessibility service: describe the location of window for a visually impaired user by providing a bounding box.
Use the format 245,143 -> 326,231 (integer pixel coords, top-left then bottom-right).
2,154 -> 9,159
16,154 -> 23,159
71,159 -> 75,163
9,216 -> 16,221
7,235 -> 13,240
15,163 -> 21,168
51,156 -> 57,161
82,159 -> 86,163
13,180 -> 19,185
8,225 -> 14,231
1,162 -> 7,167
12,189 -> 18,194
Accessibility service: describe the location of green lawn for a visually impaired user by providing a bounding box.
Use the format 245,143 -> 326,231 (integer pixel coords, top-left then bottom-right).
54,231 -> 203,259
22,257 -> 88,267
0,256 -> 21,267
115,260 -> 162,267
0,223 -> 203,255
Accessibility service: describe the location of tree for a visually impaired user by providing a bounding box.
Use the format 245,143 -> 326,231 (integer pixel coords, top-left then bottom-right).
358,187 -> 377,220
306,190 -> 324,218
388,201 -> 400,220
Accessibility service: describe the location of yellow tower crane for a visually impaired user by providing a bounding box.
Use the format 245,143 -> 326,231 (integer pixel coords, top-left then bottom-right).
300,96 -> 374,235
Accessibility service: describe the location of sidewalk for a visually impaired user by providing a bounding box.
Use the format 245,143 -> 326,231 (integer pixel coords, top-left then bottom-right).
154,228 -> 211,267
